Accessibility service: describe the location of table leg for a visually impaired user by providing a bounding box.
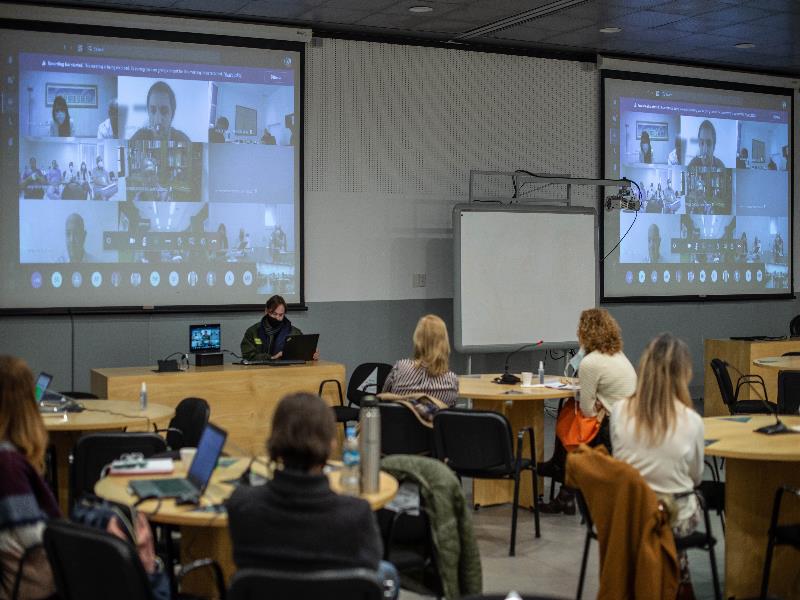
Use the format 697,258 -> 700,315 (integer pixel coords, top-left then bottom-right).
50,432 -> 80,515
471,400 -> 544,509
725,459 -> 800,599
178,525 -> 234,596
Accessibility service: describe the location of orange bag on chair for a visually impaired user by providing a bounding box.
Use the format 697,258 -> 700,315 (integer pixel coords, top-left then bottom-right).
555,398 -> 600,451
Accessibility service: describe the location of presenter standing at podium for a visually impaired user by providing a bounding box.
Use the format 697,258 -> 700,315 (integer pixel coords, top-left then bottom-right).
240,295 -> 319,361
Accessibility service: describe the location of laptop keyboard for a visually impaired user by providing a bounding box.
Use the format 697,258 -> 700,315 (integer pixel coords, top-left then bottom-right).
154,478 -> 195,494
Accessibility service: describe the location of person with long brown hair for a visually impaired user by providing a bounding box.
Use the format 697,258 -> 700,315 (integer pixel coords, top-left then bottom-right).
0,356 -> 60,600
540,308 -> 637,514
382,314 -> 459,407
611,333 -> 704,593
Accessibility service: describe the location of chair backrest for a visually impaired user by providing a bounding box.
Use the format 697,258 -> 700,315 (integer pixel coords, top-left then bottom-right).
167,397 -> 210,449
433,409 -> 514,473
59,391 -> 100,400
777,370 -> 800,414
781,351 -> 800,357
379,402 -> 432,456
710,359 -> 736,412
347,363 -> 392,407
70,432 -> 167,507
790,315 -> 800,337
228,567 -> 383,600
43,519 -> 154,600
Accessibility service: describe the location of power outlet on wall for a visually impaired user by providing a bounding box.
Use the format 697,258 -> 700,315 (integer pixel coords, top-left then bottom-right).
413,273 -> 427,288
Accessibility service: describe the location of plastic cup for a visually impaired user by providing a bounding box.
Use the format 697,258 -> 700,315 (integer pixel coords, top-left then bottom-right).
179,447 -> 197,464
521,372 -> 533,386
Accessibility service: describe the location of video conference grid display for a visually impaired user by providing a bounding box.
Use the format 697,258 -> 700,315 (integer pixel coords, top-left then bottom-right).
602,73 -> 792,299
190,324 -> 221,353
0,28 -> 302,310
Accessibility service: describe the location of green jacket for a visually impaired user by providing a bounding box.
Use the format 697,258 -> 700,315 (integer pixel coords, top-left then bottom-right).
240,318 -> 301,361
381,455 -> 482,600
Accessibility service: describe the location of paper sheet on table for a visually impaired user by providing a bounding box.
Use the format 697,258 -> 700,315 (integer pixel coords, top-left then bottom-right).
545,382 -> 580,390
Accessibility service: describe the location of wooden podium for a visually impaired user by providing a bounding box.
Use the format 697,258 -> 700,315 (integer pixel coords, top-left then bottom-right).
91,361 -> 345,455
703,338 -> 800,417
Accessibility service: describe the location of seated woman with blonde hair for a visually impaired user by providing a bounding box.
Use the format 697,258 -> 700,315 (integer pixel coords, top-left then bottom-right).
0,356 -> 60,600
382,314 -> 459,407
611,333 -> 704,594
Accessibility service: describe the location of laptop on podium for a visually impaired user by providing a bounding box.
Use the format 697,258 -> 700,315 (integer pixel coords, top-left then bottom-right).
129,423 -> 227,500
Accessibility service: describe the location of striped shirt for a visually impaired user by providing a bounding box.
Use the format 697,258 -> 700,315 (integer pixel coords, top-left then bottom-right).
382,358 -> 459,407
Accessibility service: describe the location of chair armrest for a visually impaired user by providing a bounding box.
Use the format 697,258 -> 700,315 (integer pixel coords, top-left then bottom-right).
176,557 -> 226,599
152,426 -> 184,449
734,374 -> 769,402
318,379 -> 344,406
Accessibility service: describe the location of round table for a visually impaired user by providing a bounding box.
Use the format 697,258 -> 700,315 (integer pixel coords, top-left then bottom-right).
95,458 -> 398,592
704,415 -> 800,599
43,399 -> 174,514
458,374 -> 576,508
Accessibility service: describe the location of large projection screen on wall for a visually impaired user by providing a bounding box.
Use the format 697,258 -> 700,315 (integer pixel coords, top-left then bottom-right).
601,70 -> 793,301
0,24 -> 303,312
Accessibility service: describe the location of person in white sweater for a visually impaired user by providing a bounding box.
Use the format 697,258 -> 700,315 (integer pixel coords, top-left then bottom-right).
541,308 -> 637,514
611,333 -> 704,591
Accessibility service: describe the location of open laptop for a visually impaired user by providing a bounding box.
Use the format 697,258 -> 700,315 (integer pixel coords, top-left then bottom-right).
281,333 -> 319,361
129,423 -> 227,500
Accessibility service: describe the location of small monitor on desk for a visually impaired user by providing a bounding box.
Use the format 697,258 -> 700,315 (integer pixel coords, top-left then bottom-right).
190,324 -> 221,354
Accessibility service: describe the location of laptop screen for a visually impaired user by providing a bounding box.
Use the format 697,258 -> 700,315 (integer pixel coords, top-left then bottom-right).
34,372 -> 53,402
187,423 -> 227,491
189,324 -> 221,354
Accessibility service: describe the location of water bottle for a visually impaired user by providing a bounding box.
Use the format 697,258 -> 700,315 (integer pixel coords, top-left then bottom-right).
340,425 -> 360,495
359,394 -> 381,494
139,381 -> 148,411
538,361 -> 545,384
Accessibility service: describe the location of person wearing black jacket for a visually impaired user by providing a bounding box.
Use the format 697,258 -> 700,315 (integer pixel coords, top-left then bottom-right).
239,295 -> 319,361
226,393 -> 398,597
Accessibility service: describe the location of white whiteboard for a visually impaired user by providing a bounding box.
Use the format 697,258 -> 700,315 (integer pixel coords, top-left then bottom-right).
454,205 -> 597,352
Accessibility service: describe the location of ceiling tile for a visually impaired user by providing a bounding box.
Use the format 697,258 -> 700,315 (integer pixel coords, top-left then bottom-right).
649,0 -> 729,16
354,12 -> 476,34
521,14 -> 596,32
172,0 -> 250,13
612,9 -> 686,28
487,25 -> 560,43
297,6 -> 374,24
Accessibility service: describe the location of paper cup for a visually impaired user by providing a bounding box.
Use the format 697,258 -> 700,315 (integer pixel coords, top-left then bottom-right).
179,447 -> 197,464
521,372 -> 533,386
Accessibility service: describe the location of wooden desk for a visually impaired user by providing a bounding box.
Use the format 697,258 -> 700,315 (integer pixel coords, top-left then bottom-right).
458,375 -> 575,509
91,362 -> 346,455
704,415 -> 800,599
95,458 -> 398,590
42,400 -> 174,514
703,339 -> 800,416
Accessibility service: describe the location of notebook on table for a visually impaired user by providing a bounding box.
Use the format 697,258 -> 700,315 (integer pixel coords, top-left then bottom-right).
129,423 -> 227,500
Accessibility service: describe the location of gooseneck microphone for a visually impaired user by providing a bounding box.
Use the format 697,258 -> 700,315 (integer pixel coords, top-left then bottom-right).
724,361 -> 793,436
495,340 -> 544,385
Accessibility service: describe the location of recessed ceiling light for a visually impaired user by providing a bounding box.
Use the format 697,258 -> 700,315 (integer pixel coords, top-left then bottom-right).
409,5 -> 434,13
599,26 -> 622,34
734,42 -> 756,49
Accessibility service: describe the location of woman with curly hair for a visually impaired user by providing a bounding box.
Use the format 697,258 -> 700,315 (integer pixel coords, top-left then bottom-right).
540,308 -> 637,514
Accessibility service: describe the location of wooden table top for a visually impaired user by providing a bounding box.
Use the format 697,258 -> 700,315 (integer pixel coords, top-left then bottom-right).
41,400 -> 174,432
752,356 -> 800,370
704,415 -> 800,461
458,374 -> 577,401
95,458 -> 399,527
92,361 -> 342,378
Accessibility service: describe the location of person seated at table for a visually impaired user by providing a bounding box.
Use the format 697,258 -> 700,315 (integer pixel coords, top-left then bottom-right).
0,355 -> 60,600
382,314 -> 459,407
226,392 -> 398,598
611,333 -> 704,596
240,294 -> 319,361
540,308 -> 637,514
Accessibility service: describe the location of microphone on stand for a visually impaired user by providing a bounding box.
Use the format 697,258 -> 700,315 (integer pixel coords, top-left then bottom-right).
495,340 -> 544,385
723,361 -> 794,436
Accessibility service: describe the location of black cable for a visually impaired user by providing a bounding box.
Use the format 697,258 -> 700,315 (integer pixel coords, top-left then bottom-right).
601,179 -> 641,262
221,349 -> 242,359
162,352 -> 184,360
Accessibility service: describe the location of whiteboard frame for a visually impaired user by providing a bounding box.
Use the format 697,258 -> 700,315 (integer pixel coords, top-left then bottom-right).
453,203 -> 598,354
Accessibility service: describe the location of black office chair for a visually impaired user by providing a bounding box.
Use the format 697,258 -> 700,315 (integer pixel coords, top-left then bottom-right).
777,370 -> 800,415
153,397 -> 210,455
761,485 -> 800,598
574,490 -> 597,600
228,567 -> 383,600
320,362 -> 392,425
43,519 -> 225,600
69,432 -> 167,509
433,408 -> 540,556
379,402 -> 433,456
710,358 -> 776,415
673,490 -> 722,600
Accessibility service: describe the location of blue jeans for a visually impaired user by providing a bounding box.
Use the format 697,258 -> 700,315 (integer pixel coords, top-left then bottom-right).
378,560 -> 400,599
